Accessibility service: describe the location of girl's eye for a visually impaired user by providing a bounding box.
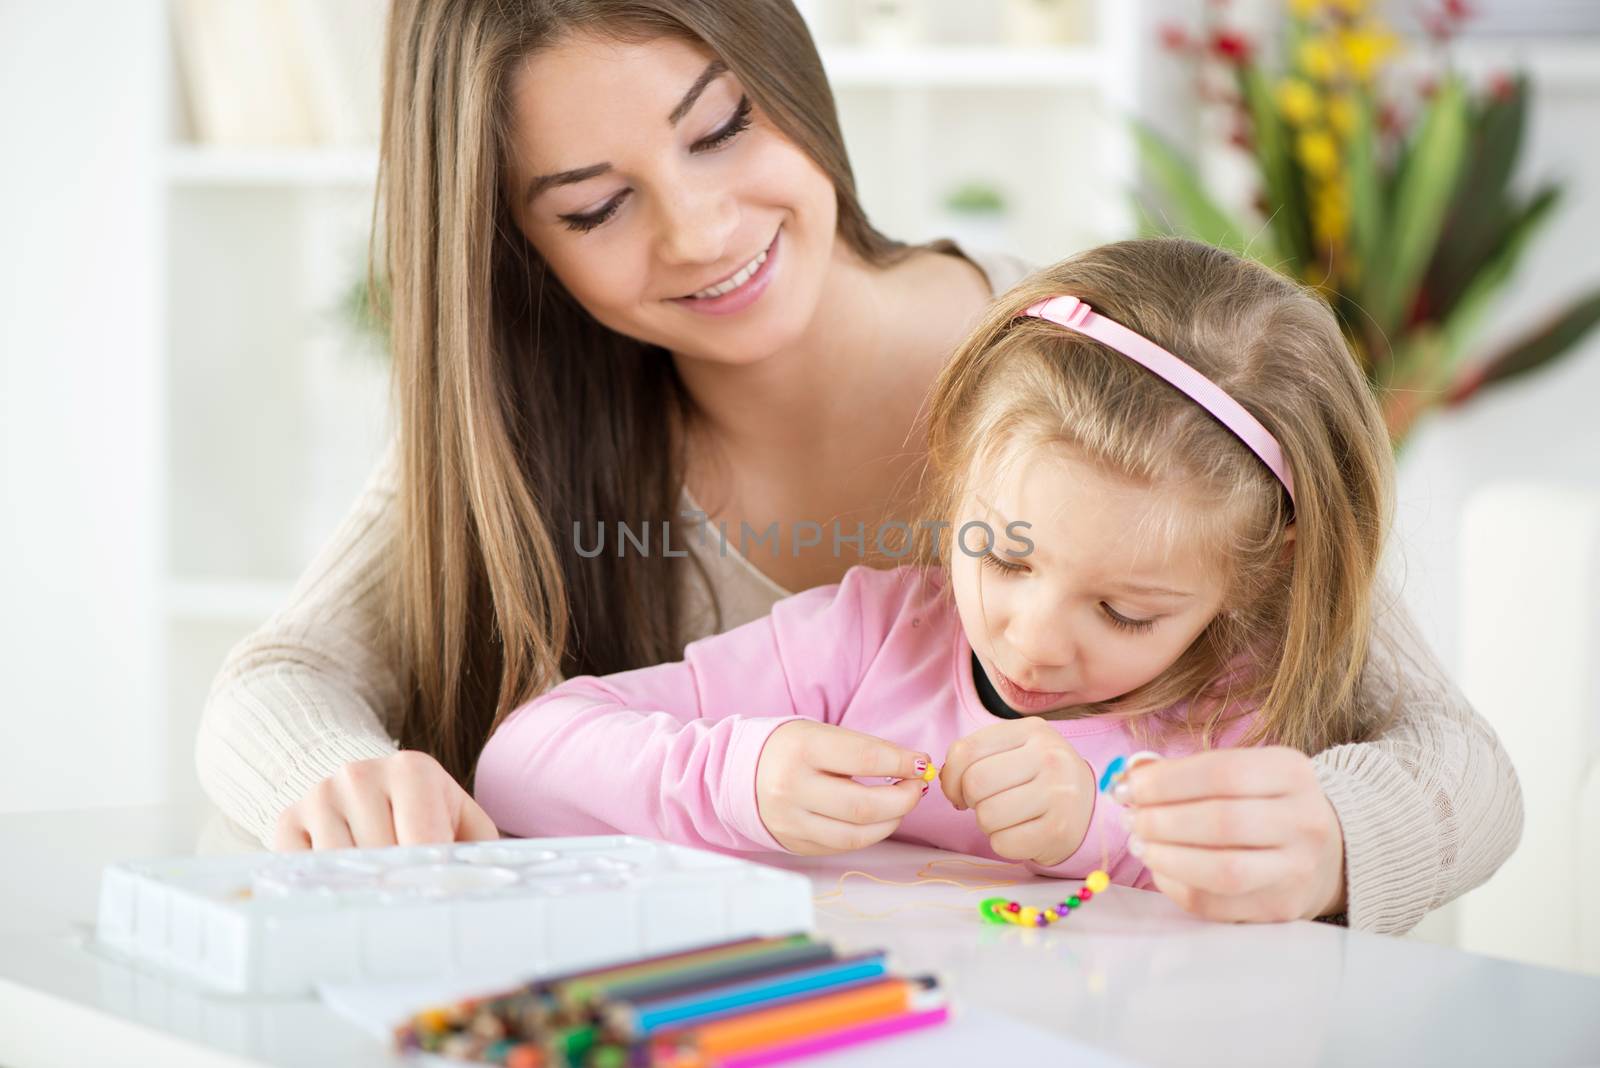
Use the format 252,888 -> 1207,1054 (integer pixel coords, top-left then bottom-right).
559,191 -> 629,234
1101,603 -> 1157,633
556,96 -> 751,235
693,95 -> 752,153
981,552 -> 1026,576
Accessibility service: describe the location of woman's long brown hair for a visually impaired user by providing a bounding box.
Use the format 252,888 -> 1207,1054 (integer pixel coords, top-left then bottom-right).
373,0 -> 907,785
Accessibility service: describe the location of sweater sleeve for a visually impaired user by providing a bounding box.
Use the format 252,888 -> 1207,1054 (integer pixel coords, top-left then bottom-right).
194,446 -> 408,847
1314,585 -> 1524,934
475,567 -> 898,852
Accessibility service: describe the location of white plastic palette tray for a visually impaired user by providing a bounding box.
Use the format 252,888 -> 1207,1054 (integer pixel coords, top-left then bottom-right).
96,836 -> 814,997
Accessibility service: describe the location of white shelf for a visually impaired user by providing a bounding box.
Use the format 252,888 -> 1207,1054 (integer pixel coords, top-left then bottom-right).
166,579 -> 296,622
822,46 -> 1105,89
165,145 -> 378,187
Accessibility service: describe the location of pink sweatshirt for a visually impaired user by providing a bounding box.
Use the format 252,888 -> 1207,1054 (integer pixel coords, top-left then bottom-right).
475,565 -> 1257,888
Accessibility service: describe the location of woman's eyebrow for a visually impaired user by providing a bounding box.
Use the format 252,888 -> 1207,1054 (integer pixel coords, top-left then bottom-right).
523,59 -> 729,206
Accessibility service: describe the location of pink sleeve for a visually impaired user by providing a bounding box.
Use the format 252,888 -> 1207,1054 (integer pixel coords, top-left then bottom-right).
473,568 -> 896,853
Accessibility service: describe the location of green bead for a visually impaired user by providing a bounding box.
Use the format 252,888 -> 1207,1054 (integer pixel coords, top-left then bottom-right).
1067,895 -> 1081,909
978,896 -> 1012,924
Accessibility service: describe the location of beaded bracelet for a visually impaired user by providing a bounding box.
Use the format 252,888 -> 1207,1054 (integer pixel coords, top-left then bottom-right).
978,870 -> 1110,928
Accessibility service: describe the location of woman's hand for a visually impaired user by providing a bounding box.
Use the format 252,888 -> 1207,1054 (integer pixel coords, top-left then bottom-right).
940,718 -> 1096,867
1121,746 -> 1346,922
271,750 -> 501,851
755,721 -> 930,855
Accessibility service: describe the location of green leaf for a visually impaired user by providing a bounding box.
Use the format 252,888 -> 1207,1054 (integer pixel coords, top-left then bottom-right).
1446,287 -> 1600,405
1346,92 -> 1384,302
1238,66 -> 1311,273
1438,185 -> 1561,377
1368,75 -> 1470,335
1424,75 -> 1531,319
1131,123 -> 1280,264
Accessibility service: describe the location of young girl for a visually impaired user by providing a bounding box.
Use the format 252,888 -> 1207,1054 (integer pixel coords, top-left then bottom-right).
474,237 -> 1393,896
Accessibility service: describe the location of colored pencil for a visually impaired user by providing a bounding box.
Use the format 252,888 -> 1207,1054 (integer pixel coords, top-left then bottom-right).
610,952 -> 890,1036
583,941 -> 837,1009
651,976 -> 938,1064
713,1003 -> 950,1068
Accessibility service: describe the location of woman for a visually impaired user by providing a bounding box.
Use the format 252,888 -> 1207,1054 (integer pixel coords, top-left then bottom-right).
197,0 -> 1520,934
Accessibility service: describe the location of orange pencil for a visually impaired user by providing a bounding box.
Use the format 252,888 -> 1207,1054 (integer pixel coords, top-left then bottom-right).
652,975 -> 940,1065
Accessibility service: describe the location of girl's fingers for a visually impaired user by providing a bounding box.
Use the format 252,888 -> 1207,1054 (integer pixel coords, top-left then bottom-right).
1122,746 -> 1308,806
793,809 -> 903,853
954,747 -> 1038,815
337,780 -> 399,849
1131,797 -> 1290,849
970,781 -> 1048,837
270,810 -> 312,852
804,774 -> 924,826
1135,839 -> 1286,897
806,726 -> 929,781
302,806 -> 356,851
940,725 -> 1029,809
1148,870 -> 1305,924
454,795 -> 502,842
388,771 -> 456,846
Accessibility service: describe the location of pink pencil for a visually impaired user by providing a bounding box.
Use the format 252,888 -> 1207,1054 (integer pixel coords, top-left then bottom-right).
712,1005 -> 950,1068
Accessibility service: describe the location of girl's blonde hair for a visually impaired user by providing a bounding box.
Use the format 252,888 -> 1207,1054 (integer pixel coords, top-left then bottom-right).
375,0 -> 910,785
916,238 -> 1395,754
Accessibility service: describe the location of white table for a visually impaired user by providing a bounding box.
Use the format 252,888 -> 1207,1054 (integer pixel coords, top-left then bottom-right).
1,805 -> 1596,1067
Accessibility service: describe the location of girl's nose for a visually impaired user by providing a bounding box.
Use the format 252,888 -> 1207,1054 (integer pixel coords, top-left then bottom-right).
656,184 -> 738,267
1006,603 -> 1075,676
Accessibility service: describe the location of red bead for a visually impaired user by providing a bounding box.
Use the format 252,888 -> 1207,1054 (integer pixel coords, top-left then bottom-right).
1006,901 -> 1021,913
1078,888 -> 1093,901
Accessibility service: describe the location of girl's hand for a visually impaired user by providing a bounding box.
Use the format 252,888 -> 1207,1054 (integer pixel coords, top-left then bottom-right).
1121,746 -> 1346,922
755,721 -> 930,856
940,718 -> 1096,867
271,750 -> 501,851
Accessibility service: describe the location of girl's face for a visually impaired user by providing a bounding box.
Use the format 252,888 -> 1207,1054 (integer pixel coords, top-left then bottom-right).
950,445 -> 1230,716
503,32 -> 840,364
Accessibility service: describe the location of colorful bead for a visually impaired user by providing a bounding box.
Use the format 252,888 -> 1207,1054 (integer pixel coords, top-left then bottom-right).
978,873 -> 1105,927
920,764 -> 939,783
1097,755 -> 1128,793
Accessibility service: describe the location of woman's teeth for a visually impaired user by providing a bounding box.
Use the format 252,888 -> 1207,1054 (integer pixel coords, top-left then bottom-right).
689,247 -> 768,299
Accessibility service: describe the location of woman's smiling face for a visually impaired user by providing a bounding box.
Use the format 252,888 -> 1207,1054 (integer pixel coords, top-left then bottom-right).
503,32 -> 840,364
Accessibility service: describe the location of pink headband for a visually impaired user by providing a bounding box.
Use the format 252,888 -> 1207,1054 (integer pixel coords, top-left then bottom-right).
1019,295 -> 1296,507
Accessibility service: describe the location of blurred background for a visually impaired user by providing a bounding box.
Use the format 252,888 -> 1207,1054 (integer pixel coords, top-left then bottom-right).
2,0 -> 1597,972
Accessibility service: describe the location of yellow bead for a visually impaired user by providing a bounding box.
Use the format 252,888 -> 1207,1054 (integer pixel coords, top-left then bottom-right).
1085,870 -> 1110,894
418,1008 -> 450,1033
1018,907 -> 1039,925
921,765 -> 939,782
1043,909 -> 1059,922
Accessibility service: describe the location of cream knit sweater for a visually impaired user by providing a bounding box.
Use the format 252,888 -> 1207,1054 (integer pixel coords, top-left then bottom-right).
196,248 -> 1522,934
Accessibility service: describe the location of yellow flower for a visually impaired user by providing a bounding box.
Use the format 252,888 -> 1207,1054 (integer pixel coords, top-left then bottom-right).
1338,26 -> 1398,80
1298,37 -> 1339,81
1296,128 -> 1340,178
1312,182 -> 1350,245
1276,79 -> 1321,126
1289,0 -> 1323,16
1327,94 -> 1357,138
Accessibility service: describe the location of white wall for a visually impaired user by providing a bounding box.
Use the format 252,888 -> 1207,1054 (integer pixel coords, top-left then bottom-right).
0,0 -> 167,812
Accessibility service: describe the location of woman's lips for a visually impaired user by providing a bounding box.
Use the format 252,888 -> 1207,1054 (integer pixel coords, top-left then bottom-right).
668,228 -> 780,317
989,665 -> 1073,712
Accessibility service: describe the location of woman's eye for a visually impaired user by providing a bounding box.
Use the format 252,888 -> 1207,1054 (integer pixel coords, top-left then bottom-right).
1101,603 -> 1157,633
692,95 -> 752,153
980,552 -> 1026,576
559,192 -> 629,234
